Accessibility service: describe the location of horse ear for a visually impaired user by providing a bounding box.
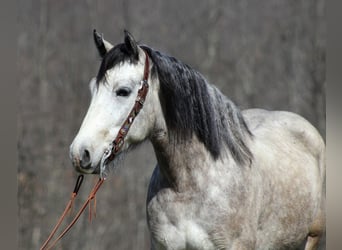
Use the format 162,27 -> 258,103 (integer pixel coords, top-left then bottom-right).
124,30 -> 139,59
93,29 -> 113,58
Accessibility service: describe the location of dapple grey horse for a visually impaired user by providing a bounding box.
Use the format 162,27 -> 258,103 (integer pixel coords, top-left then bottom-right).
70,31 -> 325,250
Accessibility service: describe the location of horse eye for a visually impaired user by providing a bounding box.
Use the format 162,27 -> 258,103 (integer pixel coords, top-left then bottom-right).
116,87 -> 132,97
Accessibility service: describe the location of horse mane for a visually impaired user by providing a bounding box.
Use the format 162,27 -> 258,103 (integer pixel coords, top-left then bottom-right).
142,46 -> 253,164
96,43 -> 253,164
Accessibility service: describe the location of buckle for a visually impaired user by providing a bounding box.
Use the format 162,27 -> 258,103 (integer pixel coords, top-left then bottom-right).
100,143 -> 113,179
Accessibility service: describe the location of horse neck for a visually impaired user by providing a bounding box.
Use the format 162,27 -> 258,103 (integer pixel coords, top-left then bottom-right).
146,78 -> 222,192
150,123 -> 214,192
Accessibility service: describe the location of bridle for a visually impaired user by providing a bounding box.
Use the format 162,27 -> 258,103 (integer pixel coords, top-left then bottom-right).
100,49 -> 150,178
40,49 -> 150,250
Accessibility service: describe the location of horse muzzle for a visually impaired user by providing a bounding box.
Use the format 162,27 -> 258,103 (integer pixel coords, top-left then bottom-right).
70,144 -> 100,175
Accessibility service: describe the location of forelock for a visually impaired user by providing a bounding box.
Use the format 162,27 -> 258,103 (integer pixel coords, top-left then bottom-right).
96,43 -> 139,84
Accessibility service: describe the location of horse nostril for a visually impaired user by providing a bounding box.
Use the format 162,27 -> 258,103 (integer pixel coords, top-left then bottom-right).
80,149 -> 91,169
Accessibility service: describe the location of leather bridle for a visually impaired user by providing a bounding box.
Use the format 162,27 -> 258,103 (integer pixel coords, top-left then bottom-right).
100,49 -> 150,178
40,49 -> 150,250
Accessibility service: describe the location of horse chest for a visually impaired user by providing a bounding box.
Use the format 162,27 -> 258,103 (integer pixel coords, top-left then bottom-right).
147,195 -> 217,250
146,182 -> 234,250
146,165 -> 250,249
151,219 -> 216,250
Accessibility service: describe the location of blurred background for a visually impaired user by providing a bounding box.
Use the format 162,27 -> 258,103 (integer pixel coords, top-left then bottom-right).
18,0 -> 325,249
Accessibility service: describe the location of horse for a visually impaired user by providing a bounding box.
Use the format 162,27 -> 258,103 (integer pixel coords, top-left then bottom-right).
69,30 -> 325,250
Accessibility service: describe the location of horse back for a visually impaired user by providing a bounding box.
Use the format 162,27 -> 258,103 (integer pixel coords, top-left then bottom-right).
242,108 -> 325,180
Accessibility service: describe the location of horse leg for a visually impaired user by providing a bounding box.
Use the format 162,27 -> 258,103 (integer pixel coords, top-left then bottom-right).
304,210 -> 325,250
304,234 -> 321,250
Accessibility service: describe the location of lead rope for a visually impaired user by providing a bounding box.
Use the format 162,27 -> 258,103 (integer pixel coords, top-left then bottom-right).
40,175 -> 84,250
45,178 -> 105,250
40,176 -> 104,250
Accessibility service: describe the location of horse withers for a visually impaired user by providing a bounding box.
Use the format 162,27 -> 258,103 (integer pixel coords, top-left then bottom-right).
69,30 -> 325,250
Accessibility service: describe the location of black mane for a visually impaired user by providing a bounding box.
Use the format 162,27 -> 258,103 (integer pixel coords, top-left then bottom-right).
96,43 -> 253,164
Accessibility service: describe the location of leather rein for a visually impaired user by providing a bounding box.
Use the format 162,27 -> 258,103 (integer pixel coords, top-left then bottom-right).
40,50 -> 150,250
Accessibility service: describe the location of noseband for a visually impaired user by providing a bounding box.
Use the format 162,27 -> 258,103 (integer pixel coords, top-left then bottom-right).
100,49 -> 150,178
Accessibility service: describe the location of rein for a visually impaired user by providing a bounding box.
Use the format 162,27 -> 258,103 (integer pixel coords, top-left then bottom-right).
40,50 -> 150,249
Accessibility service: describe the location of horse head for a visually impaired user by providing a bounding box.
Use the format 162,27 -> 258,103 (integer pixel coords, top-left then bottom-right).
69,30 -> 159,174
